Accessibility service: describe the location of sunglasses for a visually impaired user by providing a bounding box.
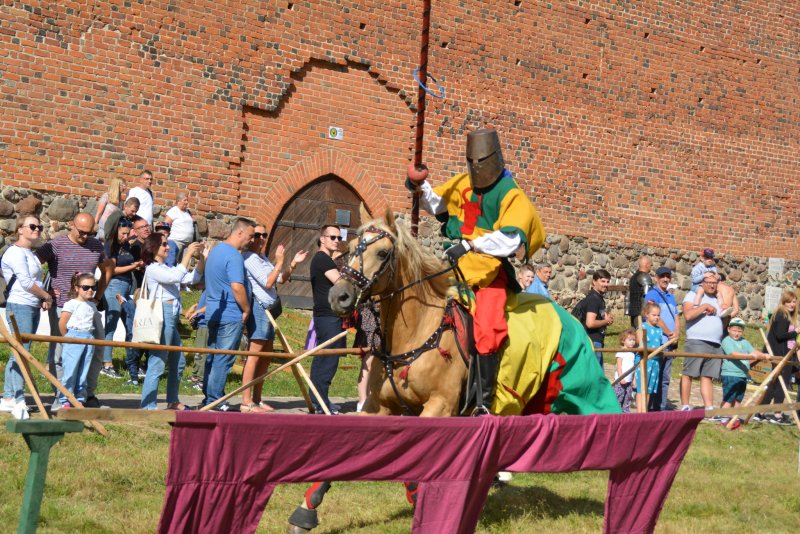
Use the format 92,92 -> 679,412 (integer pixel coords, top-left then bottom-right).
26,224 -> 44,232
160,242 -> 169,248
253,232 -> 268,239
324,235 -> 343,241
75,229 -> 94,237
78,284 -> 97,291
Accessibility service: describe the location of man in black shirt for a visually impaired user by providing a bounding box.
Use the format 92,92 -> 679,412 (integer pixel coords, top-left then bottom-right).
309,225 -> 345,414
578,269 -> 614,369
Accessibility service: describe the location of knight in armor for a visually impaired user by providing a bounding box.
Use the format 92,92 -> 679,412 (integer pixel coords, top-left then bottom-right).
406,128 -> 545,411
626,256 -> 653,329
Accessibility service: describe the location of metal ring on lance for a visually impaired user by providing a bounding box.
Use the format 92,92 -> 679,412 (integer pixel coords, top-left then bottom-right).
413,68 -> 446,99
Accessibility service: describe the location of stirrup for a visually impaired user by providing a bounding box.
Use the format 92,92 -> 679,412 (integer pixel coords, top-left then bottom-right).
470,404 -> 491,416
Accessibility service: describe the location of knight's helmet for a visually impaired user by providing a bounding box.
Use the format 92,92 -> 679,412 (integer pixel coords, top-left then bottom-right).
466,128 -> 505,189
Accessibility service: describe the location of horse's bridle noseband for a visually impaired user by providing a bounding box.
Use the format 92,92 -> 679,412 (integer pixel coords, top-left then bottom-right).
339,226 -> 397,306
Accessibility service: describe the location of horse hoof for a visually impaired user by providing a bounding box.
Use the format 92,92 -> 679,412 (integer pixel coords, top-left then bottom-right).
287,526 -> 311,534
288,506 -> 319,531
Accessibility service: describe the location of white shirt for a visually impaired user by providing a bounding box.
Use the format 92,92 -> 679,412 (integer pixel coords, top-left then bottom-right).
165,206 -> 194,242
614,351 -> 636,384
1,245 -> 45,307
145,262 -> 201,309
243,251 -> 278,308
63,299 -> 98,331
128,186 -> 154,225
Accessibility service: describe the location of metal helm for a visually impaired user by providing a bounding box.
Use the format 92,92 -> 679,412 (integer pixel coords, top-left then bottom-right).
466,128 -> 505,189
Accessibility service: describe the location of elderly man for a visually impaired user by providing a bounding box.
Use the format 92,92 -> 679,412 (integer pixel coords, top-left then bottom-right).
36,212 -> 112,409
626,256 -> 653,328
525,263 -> 552,299
201,218 -> 255,410
680,272 -> 724,414
164,193 -> 195,261
644,266 -> 681,411
127,170 -> 155,225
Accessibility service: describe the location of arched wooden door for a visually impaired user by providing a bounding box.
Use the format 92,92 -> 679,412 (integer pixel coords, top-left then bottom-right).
267,174 -> 365,309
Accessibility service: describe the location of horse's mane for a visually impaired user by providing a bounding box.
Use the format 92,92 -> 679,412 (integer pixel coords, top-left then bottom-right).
362,216 -> 451,296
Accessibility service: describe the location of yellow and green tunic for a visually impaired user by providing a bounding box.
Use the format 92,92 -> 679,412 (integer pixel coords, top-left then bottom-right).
433,170 -> 545,288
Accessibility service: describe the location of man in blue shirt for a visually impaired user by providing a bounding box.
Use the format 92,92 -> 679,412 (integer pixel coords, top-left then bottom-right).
525,263 -> 552,299
644,266 -> 681,411
201,218 -> 255,410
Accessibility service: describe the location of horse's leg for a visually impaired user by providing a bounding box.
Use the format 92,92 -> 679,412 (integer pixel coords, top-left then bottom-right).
287,481 -> 333,533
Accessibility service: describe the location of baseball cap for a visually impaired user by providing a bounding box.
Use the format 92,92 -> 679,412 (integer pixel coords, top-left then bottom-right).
702,248 -> 715,259
655,266 -> 672,277
729,317 -> 746,328
154,221 -> 171,231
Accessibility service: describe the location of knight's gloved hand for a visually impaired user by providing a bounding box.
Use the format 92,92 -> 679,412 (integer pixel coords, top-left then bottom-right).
445,242 -> 469,264
405,177 -> 419,192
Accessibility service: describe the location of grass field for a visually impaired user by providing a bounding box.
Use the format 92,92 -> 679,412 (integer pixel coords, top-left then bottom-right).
1,293 -> 799,533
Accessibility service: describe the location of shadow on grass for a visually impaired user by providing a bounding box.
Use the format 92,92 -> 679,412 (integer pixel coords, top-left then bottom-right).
324,508 -> 414,534
482,483 -> 604,525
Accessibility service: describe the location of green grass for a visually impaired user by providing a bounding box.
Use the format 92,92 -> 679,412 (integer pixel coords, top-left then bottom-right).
0,420 -> 797,532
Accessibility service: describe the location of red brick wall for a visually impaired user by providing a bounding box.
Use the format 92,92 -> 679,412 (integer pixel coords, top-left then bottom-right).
1,1 -> 798,258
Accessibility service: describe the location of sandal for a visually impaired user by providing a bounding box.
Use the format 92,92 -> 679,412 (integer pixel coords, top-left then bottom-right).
258,401 -> 275,412
240,403 -> 268,414
167,402 -> 191,411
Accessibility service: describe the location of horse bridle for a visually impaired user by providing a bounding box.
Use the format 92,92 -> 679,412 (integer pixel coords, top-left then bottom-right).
339,226 -> 397,307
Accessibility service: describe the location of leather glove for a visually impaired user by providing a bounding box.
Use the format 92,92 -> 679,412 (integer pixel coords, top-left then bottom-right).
405,177 -> 419,192
444,242 -> 469,264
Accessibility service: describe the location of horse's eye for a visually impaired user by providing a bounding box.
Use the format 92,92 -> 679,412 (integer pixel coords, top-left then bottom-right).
377,250 -> 389,259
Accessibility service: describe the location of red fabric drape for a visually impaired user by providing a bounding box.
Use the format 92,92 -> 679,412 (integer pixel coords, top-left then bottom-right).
159,411 -> 703,534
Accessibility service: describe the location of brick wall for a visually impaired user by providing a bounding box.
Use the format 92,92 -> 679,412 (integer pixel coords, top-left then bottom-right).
1,1 -> 798,258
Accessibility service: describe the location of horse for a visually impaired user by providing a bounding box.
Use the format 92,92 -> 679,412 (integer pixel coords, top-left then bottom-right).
288,206 -> 620,532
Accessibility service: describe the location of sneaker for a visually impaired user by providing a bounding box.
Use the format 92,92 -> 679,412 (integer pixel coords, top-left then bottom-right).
84,396 -> 101,408
768,414 -> 792,426
680,405 -> 692,411
0,398 -> 16,413
211,403 -> 231,412
124,379 -> 140,387
750,413 -> 765,422
100,367 -> 123,379
60,402 -> 72,410
191,382 -> 203,391
496,471 -> 513,483
138,370 -> 147,379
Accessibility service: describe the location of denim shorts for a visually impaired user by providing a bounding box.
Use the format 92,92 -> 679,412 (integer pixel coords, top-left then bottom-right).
246,305 -> 275,341
721,375 -> 747,403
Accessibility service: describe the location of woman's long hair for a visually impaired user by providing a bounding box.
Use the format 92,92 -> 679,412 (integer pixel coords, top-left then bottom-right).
768,290 -> 799,331
108,178 -> 124,205
141,233 -> 164,266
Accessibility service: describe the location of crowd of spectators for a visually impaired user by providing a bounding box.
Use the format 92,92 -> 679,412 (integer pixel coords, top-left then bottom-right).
0,173 -> 797,420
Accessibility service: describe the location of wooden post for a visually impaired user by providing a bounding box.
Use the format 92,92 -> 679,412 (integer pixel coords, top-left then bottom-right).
6,419 -> 85,534
638,343 -> 649,413
265,309 -> 328,415
726,344 -> 798,429
7,314 -> 48,419
0,317 -> 107,436
200,330 -> 348,412
777,376 -> 800,432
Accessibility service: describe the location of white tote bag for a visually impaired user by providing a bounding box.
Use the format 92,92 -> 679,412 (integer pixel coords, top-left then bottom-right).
131,270 -> 164,344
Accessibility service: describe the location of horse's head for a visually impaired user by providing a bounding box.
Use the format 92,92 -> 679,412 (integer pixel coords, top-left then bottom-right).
329,206 -> 398,316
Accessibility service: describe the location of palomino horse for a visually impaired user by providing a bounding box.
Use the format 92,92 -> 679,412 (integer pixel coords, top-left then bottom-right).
288,206 -> 619,531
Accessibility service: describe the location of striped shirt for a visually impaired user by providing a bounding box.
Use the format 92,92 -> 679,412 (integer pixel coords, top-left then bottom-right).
36,235 -> 106,308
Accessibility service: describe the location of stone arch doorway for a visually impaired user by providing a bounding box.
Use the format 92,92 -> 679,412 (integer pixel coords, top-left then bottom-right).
266,174 -> 366,309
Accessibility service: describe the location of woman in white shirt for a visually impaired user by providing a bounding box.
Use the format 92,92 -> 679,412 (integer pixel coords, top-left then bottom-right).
139,233 -> 205,410
0,216 -> 53,414
164,193 -> 195,261
240,225 -> 308,412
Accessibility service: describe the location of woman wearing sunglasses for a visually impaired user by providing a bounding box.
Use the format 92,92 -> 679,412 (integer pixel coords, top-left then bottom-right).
99,217 -> 143,380
0,216 -> 53,415
139,234 -> 206,410
241,226 -> 308,412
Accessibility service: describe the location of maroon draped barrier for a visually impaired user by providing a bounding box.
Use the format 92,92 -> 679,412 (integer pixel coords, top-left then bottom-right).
158,411 -> 703,534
